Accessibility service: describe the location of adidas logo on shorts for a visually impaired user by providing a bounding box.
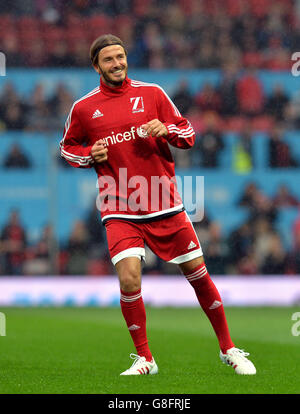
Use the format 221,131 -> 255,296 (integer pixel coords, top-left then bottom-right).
187,240 -> 197,250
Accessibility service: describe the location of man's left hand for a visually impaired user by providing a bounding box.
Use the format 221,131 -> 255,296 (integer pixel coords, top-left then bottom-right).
141,119 -> 168,137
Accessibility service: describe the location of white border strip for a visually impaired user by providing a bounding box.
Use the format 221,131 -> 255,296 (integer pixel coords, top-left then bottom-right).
0,276 -> 299,306
111,247 -> 145,266
102,204 -> 184,222
168,247 -> 203,264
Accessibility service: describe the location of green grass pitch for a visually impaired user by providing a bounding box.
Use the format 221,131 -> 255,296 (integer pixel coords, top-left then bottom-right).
0,306 -> 299,394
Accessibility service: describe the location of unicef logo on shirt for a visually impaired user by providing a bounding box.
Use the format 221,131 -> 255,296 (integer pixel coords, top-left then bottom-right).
136,127 -> 149,138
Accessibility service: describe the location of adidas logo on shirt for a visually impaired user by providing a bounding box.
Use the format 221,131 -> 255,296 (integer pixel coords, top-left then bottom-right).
92,109 -> 103,119
187,240 -> 197,250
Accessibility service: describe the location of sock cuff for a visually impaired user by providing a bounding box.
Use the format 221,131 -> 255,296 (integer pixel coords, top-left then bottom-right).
120,288 -> 142,303
184,263 -> 208,282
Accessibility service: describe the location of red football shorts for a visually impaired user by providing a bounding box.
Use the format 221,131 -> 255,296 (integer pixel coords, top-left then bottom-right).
104,211 -> 203,266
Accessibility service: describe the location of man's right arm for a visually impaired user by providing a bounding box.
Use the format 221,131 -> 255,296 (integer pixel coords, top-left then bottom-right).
60,103 -> 95,168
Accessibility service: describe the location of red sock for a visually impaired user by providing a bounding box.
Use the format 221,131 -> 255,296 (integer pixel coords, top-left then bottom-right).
120,289 -> 152,361
184,263 -> 234,354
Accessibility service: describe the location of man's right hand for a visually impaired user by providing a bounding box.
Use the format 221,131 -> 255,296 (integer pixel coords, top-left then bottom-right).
91,139 -> 108,163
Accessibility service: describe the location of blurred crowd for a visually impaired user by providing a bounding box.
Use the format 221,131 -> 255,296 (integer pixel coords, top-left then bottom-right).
0,82 -> 74,134
0,208 -> 112,276
0,0 -> 299,70
1,181 -> 300,276
196,182 -> 300,276
2,67 -> 300,133
1,76 -> 300,171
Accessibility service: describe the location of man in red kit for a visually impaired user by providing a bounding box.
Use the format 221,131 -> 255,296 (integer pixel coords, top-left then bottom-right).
60,34 -> 256,376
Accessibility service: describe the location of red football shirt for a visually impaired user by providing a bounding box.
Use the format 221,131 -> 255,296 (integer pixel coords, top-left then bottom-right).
60,76 -> 195,223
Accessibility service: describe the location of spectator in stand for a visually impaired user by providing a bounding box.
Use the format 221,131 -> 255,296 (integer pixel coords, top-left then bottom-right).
233,120 -> 254,173
48,83 -> 74,126
84,203 -> 112,275
24,225 -> 57,275
171,79 -> 193,116
268,124 -> 299,168
26,102 -> 60,131
292,210 -> 300,247
261,233 -> 288,275
273,184 -> 299,207
0,83 -> 20,106
241,35 -> 263,69
204,222 -> 228,275
236,67 -> 264,117
290,213 -> 300,273
0,210 -> 27,275
36,0 -> 62,24
62,0 -> 97,16
218,63 -> 239,117
192,115 -> 224,168
85,203 -> 108,258
26,39 -> 48,67
49,41 -> 73,67
238,182 -> 277,224
284,90 -> 300,129
253,218 -> 278,269
228,222 -> 254,270
3,143 -> 32,169
1,34 -> 24,67
216,33 -> 242,71
24,83 -> 48,131
1,103 -> 26,130
193,213 -> 212,253
195,42 -> 220,69
263,38 -> 291,71
238,182 -> 261,208
194,82 -> 222,114
236,249 -> 259,275
239,121 -> 253,160
265,84 -> 289,121
0,83 -> 29,119
248,191 -> 278,225
0,83 -> 27,129
142,22 -> 166,68
65,220 -> 89,275
73,40 -> 90,67
167,33 -> 195,69
25,83 -> 61,131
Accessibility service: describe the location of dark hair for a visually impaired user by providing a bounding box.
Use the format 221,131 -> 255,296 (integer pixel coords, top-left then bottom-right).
90,34 -> 127,65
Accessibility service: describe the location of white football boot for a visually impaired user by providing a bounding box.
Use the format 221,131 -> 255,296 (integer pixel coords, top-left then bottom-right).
220,347 -> 256,375
120,353 -> 158,376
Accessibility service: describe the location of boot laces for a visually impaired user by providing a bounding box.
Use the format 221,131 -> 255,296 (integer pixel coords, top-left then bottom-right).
129,353 -> 146,368
228,348 -> 250,362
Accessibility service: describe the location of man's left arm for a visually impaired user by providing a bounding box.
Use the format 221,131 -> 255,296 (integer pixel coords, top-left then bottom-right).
141,86 -> 195,149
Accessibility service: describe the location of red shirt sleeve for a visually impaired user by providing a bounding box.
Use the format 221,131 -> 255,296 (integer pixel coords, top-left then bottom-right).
155,86 -> 195,149
60,103 -> 94,168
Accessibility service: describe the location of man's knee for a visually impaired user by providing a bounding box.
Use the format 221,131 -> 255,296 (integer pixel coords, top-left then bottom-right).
116,257 -> 141,292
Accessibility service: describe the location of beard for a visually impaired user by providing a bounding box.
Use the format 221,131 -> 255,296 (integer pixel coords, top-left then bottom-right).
100,66 -> 128,86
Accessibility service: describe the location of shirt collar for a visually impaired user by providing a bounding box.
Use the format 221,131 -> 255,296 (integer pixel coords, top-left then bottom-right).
100,76 -> 131,96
